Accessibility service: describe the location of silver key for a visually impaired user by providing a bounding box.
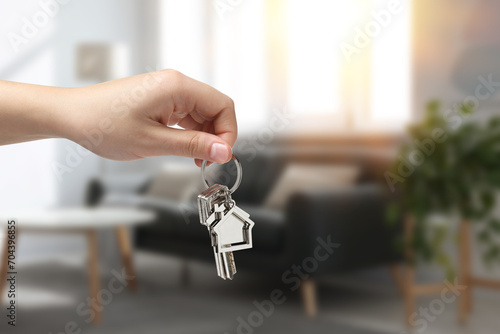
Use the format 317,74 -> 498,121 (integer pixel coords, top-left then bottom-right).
205,200 -> 254,280
213,248 -> 236,280
198,155 -> 254,280
198,184 -> 236,279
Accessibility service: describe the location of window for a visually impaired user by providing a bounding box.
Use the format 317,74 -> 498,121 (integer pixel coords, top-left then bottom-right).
160,0 -> 412,134
286,0 -> 411,132
371,0 -> 412,128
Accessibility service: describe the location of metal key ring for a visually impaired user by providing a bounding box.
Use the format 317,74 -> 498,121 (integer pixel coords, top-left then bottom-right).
201,154 -> 242,194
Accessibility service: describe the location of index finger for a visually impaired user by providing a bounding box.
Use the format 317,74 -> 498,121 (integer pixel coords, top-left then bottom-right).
165,70 -> 238,148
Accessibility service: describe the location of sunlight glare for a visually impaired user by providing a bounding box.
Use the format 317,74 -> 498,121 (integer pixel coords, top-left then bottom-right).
287,0 -> 363,115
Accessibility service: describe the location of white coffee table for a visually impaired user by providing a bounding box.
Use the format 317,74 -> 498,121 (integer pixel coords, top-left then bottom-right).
0,207 -> 155,324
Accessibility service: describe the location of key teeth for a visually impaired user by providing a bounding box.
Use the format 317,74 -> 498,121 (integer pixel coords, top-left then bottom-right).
229,252 -> 237,275
216,251 -> 236,280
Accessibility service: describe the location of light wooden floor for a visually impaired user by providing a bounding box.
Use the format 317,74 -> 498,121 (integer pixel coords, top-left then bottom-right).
320,274 -> 500,334
1,251 -> 498,334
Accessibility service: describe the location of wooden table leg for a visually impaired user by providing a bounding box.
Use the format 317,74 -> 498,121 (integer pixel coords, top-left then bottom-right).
389,264 -> 405,296
87,230 -> 101,324
459,221 -> 472,324
404,266 -> 416,327
0,228 -> 9,301
398,217 -> 500,326
116,226 -> 137,291
404,216 -> 416,328
301,279 -> 318,317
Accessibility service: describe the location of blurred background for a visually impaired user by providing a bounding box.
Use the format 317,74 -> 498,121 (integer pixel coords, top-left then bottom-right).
0,0 -> 499,333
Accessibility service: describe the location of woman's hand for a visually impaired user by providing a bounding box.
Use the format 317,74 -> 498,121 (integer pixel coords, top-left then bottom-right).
0,70 -> 237,166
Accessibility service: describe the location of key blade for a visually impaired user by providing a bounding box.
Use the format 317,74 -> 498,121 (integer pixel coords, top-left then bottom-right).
228,251 -> 237,278
213,247 -> 222,277
216,251 -> 236,280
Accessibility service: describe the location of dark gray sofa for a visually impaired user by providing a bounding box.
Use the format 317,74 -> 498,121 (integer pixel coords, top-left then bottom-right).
86,142 -> 402,315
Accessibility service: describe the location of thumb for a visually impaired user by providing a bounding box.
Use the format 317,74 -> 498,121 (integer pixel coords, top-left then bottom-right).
150,127 -> 232,163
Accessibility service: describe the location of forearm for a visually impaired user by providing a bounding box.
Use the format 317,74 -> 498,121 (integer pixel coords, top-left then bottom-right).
0,80 -> 70,145
0,70 -> 236,163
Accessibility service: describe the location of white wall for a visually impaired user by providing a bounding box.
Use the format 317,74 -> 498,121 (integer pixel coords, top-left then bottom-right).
51,0 -> 142,206
0,1 -> 59,212
413,0 -> 500,121
0,0 -> 162,264
0,0 -> 152,208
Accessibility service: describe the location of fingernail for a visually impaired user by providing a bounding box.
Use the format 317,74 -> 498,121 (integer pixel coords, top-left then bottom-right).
209,143 -> 230,163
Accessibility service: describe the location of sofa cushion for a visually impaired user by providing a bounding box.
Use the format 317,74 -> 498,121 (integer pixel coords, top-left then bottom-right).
263,163 -> 361,210
240,205 -> 285,252
146,163 -> 201,202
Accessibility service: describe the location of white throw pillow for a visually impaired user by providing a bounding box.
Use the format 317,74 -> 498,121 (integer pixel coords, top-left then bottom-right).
263,164 -> 360,210
146,162 -> 220,203
146,163 -> 200,202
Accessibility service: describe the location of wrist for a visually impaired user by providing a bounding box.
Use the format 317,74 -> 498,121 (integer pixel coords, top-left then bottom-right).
42,86 -> 81,141
0,81 -> 73,144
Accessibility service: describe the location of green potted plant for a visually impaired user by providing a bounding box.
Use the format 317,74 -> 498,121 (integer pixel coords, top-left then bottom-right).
387,100 -> 500,277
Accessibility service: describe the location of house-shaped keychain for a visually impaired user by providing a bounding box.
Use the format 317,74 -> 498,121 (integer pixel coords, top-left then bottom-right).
207,203 -> 255,253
